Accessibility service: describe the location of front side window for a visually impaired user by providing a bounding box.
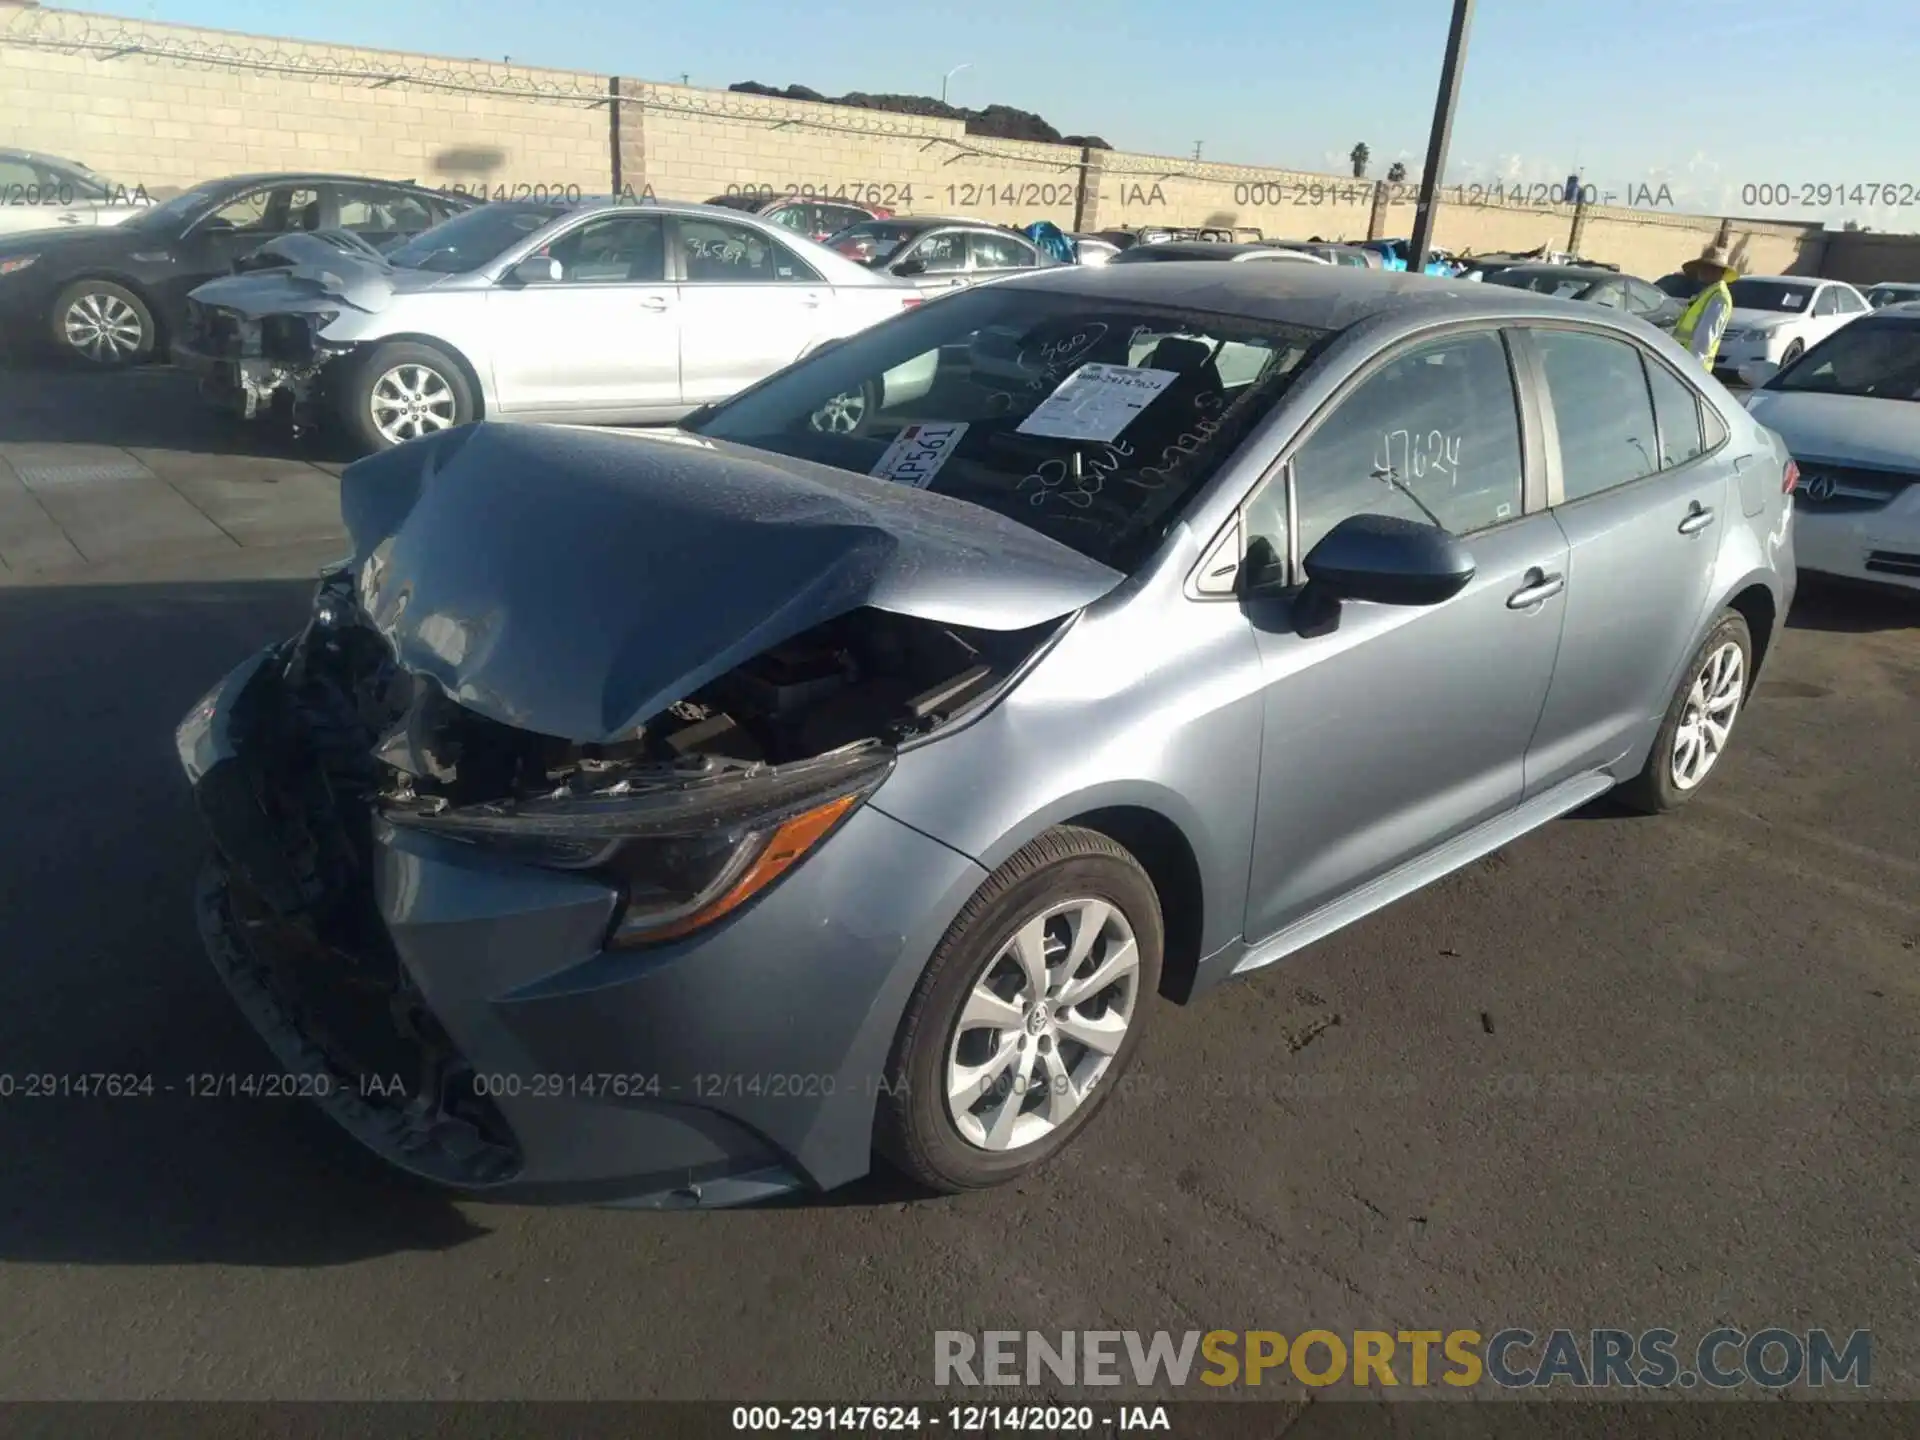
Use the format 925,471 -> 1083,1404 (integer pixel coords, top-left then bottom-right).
1813,287 -> 1841,317
971,232 -> 1036,269
204,188 -> 282,234
546,213 -> 666,283
1769,319 -> 1920,400
1531,328 -> 1660,501
1833,287 -> 1868,314
677,216 -> 817,282
686,285 -> 1329,571
1278,329 -> 1525,565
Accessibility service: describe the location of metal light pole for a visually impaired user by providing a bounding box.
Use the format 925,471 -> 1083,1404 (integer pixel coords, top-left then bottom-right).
1407,0 -> 1476,267
940,63 -> 972,105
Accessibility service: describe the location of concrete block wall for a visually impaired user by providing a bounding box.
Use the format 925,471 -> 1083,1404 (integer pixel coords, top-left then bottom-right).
0,2 -> 608,197
0,1 -> 1899,279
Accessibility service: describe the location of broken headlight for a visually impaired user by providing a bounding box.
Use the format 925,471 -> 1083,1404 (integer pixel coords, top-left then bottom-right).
384,745 -> 892,947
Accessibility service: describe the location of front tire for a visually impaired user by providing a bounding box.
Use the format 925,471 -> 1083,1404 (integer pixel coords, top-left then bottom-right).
1779,339 -> 1805,367
1617,609 -> 1753,814
338,340 -> 473,453
877,826 -> 1162,1193
50,279 -> 156,367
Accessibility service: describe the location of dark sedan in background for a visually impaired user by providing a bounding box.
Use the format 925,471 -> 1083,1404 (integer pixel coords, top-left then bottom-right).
1484,263 -> 1683,329
0,172 -> 470,366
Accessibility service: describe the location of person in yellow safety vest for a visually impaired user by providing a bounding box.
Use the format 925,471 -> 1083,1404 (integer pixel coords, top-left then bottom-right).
1671,243 -> 1739,372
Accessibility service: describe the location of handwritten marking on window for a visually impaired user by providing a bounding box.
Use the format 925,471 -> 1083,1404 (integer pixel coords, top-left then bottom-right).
1375,429 -> 1462,487
1019,441 -> 1135,509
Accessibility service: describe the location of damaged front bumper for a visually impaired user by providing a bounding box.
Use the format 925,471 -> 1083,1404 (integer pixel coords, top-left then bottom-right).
174,589 -> 988,1207
176,300 -> 348,427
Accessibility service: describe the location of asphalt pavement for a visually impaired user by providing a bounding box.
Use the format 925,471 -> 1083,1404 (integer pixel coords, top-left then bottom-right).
0,362 -> 1915,1412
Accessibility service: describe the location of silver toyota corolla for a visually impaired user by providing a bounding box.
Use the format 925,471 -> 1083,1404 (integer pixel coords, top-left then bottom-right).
175,198 -> 925,453
177,265 -> 1796,1207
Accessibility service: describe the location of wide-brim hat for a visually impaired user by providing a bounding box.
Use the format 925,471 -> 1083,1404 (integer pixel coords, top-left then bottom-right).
1682,243 -> 1735,280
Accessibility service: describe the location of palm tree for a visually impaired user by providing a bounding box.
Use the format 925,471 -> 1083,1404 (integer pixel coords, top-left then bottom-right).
1349,143 -> 1371,179
1386,161 -> 1407,184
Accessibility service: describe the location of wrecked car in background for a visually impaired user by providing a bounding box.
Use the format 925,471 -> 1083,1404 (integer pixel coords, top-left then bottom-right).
175,197 -> 925,453
176,265 -> 1792,1208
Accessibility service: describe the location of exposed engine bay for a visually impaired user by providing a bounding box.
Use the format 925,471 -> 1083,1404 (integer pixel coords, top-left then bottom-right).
281,567 -> 1057,819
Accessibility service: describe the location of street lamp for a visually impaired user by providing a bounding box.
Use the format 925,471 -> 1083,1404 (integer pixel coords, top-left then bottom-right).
1407,0 -> 1476,269
940,62 -> 972,105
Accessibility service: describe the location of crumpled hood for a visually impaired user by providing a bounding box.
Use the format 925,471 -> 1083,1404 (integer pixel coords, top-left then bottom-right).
189,236 -> 449,315
341,422 -> 1125,743
1745,389 -> 1920,469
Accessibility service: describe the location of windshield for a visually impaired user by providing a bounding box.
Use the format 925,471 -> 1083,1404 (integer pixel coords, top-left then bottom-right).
686,285 -> 1329,571
1866,286 -> 1920,309
121,185 -> 221,231
1770,319 -> 1920,400
43,158 -> 116,201
384,202 -> 560,272
1729,280 -> 1814,312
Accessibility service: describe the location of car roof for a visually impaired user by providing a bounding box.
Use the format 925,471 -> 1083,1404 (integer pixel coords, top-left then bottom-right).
185,172 -> 453,195
1870,280 -> 1920,289
1738,274 -> 1821,286
1129,241 -> 1289,259
985,261 -> 1657,333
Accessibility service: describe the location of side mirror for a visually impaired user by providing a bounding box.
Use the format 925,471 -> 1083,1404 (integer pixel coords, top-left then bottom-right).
1737,359 -> 1781,387
508,255 -> 562,286
894,258 -> 927,277
1301,513 -> 1476,608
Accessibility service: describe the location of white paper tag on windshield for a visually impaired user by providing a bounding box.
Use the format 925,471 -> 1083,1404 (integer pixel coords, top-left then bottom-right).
869,421 -> 968,488
1017,363 -> 1180,442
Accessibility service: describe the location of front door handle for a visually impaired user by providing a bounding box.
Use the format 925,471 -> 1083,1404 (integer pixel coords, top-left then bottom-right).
638,295 -> 669,313
1507,568 -> 1565,609
1678,502 -> 1716,535
800,293 -> 823,308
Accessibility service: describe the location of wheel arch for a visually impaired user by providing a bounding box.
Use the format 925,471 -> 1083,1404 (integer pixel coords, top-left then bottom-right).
1724,580 -> 1777,677
1060,805 -> 1208,1006
353,332 -> 489,420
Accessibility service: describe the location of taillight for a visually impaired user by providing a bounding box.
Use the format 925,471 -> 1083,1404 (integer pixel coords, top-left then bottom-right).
872,207 -> 894,219
1782,459 -> 1799,494
900,296 -> 922,310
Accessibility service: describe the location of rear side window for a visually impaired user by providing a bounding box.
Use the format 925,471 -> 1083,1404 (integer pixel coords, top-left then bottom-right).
1644,358 -> 1705,469
1532,329 -> 1660,502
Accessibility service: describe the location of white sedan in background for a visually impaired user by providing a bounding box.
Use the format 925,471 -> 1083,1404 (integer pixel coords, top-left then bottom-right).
1713,275 -> 1870,382
176,198 -> 927,452
0,148 -> 152,237
1740,303 -> 1920,594
1866,281 -> 1920,309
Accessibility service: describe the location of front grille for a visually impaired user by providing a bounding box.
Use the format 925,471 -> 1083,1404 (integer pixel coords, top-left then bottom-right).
1865,550 -> 1920,578
1791,462 -> 1917,513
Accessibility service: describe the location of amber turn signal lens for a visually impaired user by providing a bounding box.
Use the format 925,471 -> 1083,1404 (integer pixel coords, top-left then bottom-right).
635,791 -> 861,943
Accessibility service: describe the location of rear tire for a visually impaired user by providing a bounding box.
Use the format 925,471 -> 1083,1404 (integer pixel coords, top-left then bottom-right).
1616,609 -> 1753,814
877,826 -> 1162,1193
337,340 -> 474,453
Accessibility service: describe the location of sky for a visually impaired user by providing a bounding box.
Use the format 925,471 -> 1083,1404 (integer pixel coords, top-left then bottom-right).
78,0 -> 1920,231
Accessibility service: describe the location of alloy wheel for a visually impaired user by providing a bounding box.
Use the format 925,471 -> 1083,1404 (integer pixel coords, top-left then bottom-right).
808,387 -> 867,434
62,290 -> 145,363
1670,640 -> 1745,791
370,364 -> 458,444
944,897 -> 1140,1152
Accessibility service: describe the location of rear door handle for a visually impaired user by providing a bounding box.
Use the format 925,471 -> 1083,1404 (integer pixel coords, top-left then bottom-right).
638,295 -> 669,313
1678,502 -> 1716,535
1507,568 -> 1565,609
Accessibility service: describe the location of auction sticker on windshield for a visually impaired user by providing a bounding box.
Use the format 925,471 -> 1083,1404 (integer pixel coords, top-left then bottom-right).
1017,363 -> 1179,442
870,422 -> 969,488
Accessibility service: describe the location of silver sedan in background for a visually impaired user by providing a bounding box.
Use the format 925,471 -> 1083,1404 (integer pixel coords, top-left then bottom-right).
176,198 -> 924,452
